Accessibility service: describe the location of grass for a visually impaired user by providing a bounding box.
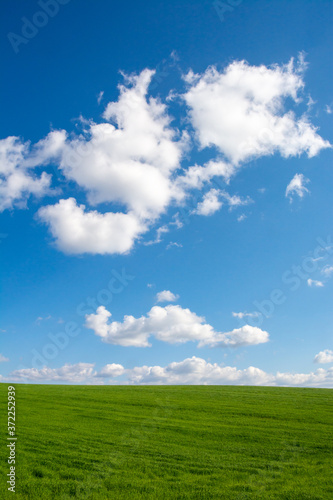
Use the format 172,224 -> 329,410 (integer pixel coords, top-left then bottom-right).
0,384 -> 332,499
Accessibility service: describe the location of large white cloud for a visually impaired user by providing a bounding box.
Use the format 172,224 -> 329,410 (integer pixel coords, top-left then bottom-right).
85,303 -> 269,348
1,58 -> 331,254
58,70 -> 187,218
183,57 -> 331,165
8,357 -> 333,387
38,198 -> 147,255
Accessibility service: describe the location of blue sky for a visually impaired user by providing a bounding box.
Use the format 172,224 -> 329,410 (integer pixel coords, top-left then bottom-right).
0,0 -> 332,386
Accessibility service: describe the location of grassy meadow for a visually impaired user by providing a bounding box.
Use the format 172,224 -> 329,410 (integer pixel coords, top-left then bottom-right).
0,384 -> 332,499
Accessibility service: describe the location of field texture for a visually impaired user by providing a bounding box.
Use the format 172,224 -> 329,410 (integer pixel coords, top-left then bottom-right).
0,384 -> 332,499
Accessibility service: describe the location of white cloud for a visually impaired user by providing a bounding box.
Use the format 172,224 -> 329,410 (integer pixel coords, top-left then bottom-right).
97,91 -> 104,105
183,56 -> 330,165
35,315 -> 52,324
166,241 -> 183,250
85,304 -> 269,348
194,189 -> 251,217
59,70 -> 187,219
237,214 -> 247,222
156,290 -> 179,303
195,189 -> 222,216
0,136 -> 53,212
0,130 -> 67,212
35,70 -> 188,254
232,311 -> 261,319
1,59 -> 330,256
95,363 -> 125,377
126,357 -> 274,385
220,190 -> 252,208
144,224 -> 169,246
0,354 -> 9,362
314,349 -> 333,364
286,173 -> 310,200
10,363 -> 95,382
9,358 -> 333,388
176,159 -> 235,190
321,265 -> 333,277
307,278 -> 324,288
38,198 -> 147,255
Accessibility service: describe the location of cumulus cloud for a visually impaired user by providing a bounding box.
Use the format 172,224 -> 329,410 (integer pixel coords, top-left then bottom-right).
314,349 -> 333,364
60,70 -> 187,218
286,173 -> 310,200
37,70 -> 187,254
195,189 -> 222,216
95,363 -> 125,378
156,290 -> 179,303
307,278 -> 324,288
0,354 -> 9,362
1,58 -> 330,255
183,56 -> 331,165
85,304 -> 269,348
38,198 -> 147,255
9,358 -> 333,388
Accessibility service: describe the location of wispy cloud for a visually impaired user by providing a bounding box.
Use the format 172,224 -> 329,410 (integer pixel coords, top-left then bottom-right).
307,278 -> 324,288
232,311 -> 261,319
286,173 -> 310,201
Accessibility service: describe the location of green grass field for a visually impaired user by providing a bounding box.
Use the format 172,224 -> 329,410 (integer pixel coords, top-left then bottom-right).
1,384 -> 332,499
